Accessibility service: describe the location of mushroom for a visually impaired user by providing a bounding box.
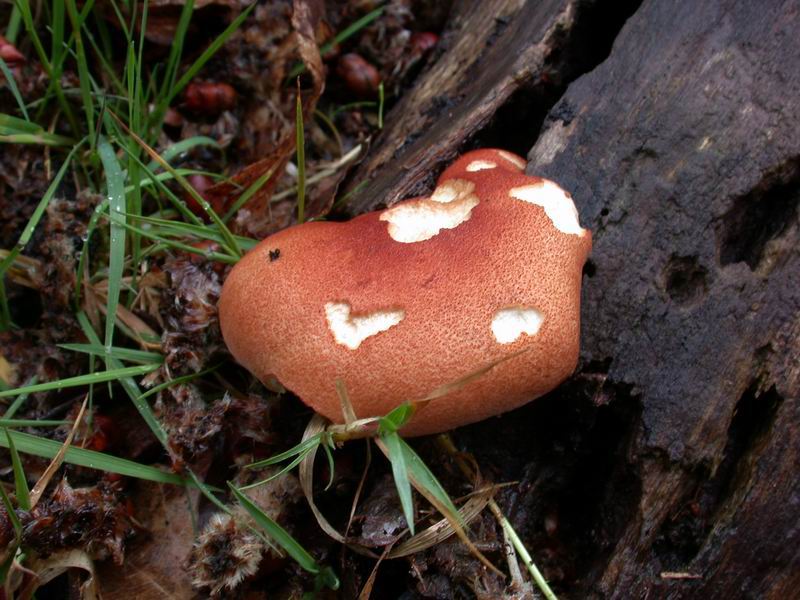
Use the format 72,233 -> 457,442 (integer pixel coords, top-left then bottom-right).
219,149 -> 592,436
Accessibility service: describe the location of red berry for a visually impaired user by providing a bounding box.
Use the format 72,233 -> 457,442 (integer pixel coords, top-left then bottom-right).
336,53 -> 380,97
183,81 -> 237,116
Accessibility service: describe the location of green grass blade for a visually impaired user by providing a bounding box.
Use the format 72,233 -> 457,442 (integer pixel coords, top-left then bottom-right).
126,42 -> 143,276
0,133 -> 75,146
287,6 -> 384,79
156,0 -> 193,103
378,81 -> 385,129
189,470 -> 227,512
108,216 -> 239,264
73,198 -> 107,308
295,90 -> 305,223
0,364 -> 159,398
229,483 -> 323,575
125,214 -> 256,251
0,114 -> 74,146
65,0 -> 96,140
398,436 -> 462,526
0,58 -> 30,121
50,0 -> 65,78
0,420 -> 67,428
123,167 -> 215,194
145,136 -> 221,172
146,0 -> 193,138
5,429 -> 30,509
378,402 -> 416,435
15,0 -> 79,134
50,0 -> 66,104
382,431 -> 415,535
168,2 -> 256,105
246,434 -> 323,470
2,376 -> 37,419
0,143 -> 80,330
59,343 -> 164,364
14,0 -> 50,77
222,166 -> 276,224
81,21 -> 126,95
491,502 -> 558,600
0,429 -> 187,485
76,312 -> 167,445
5,3 -> 21,42
110,115 -> 241,257
136,363 -> 222,401
97,136 -> 127,352
124,151 -> 204,225
0,484 -> 21,538
105,0 -> 129,39
239,449 -> 314,491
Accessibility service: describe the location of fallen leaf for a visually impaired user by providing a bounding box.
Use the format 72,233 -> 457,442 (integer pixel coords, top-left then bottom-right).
22,549 -> 99,600
97,483 -> 199,599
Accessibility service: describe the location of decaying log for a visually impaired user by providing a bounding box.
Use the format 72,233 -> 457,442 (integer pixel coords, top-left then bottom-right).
342,0 -> 641,214
525,0 -> 800,597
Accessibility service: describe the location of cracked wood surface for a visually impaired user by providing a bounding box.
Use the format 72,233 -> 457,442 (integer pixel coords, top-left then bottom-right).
527,0 -> 800,596
342,0 -> 577,214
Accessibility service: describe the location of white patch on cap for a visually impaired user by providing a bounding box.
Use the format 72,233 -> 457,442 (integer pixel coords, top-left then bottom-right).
497,151 -> 526,170
466,160 -> 497,172
325,302 -> 404,350
509,181 -> 586,236
380,179 -> 479,243
491,307 -> 544,344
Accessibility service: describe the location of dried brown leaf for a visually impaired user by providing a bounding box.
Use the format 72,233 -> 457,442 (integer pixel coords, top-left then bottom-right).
97,484 -> 198,599
28,396 -> 88,509
298,415 -> 492,561
23,549 -> 99,600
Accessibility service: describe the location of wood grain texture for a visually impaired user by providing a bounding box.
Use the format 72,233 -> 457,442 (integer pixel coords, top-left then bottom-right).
342,0 -> 577,213
526,0 -> 800,596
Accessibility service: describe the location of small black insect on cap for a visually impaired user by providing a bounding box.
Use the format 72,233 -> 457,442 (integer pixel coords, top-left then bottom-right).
268,249 -> 281,262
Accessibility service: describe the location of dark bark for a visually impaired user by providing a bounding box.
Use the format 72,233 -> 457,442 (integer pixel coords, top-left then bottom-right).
526,0 -> 800,597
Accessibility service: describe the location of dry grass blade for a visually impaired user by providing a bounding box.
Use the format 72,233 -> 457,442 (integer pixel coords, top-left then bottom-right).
336,378 -> 358,424
0,251 -> 41,288
28,395 -> 88,508
345,439 -> 371,540
298,414 -> 359,547
270,144 -> 363,203
373,437 -> 502,576
437,434 -> 558,599
416,347 -> 530,407
387,486 -> 496,558
299,413 -> 497,564
5,559 -> 36,599
92,283 -> 160,350
358,543 -> 395,600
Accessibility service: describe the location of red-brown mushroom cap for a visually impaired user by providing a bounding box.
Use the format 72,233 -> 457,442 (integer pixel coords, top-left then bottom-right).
219,149 -> 592,436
